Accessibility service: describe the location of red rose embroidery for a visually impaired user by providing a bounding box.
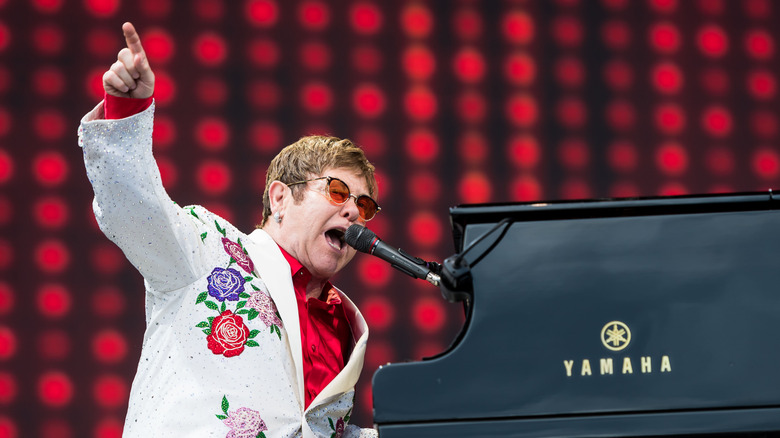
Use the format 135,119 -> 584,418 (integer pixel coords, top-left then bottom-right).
207,310 -> 250,357
222,238 -> 255,274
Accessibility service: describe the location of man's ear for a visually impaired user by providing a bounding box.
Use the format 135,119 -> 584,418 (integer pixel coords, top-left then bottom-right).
267,180 -> 289,215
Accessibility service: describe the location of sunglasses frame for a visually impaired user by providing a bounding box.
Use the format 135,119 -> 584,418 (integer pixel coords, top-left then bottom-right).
286,176 -> 381,221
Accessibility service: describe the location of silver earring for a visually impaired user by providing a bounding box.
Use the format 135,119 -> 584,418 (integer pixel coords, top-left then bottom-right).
273,211 -> 281,223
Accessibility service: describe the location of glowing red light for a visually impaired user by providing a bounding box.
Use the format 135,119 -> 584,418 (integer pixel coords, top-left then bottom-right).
0,282 -> 12,315
456,91 -> 486,123
705,146 -> 733,175
659,182 -> 688,197
245,0 -> 279,28
744,0 -> 771,18
601,20 -> 631,50
0,417 -> 16,438
299,41 -> 331,71
648,22 -> 681,54
649,0 -> 677,12
92,329 -> 128,363
193,32 -> 228,66
360,295 -> 394,329
507,135 -> 540,169
0,149 -> 12,184
453,48 -> 486,83
84,0 -> 119,16
197,160 -> 232,195
752,148 -> 780,179
603,60 -> 633,90
32,67 -> 65,97
655,141 -> 688,175
701,106 -> 732,137
510,176 -> 542,201
554,56 -> 585,88
143,28 -> 175,63
92,286 -> 126,318
153,115 -> 177,147
365,340 -> 394,371
248,80 -> 281,110
700,68 -> 729,95
36,239 -> 70,273
195,0 -> 223,20
32,0 -> 63,12
155,157 -> 177,187
85,27 -> 116,56
502,11 -> 534,44
745,29 -> 774,60
350,2 -> 383,35
353,128 -> 386,157
404,86 -> 437,121
698,0 -> 725,14
247,38 -> 280,68
401,3 -> 433,38
605,99 -> 635,131
558,138 -> 589,170
300,81 -> 333,114
91,244 -> 125,275
196,77 -> 228,106
607,141 -> 638,173
556,97 -> 587,129
654,103 -> 686,134
352,83 -> 386,118
458,172 -> 492,204
38,371 -> 73,407
402,45 -> 435,80
0,327 -> 15,359
452,8 -> 482,40
357,257 -> 391,289
458,132 -> 488,164
141,0 -> 171,17
195,117 -> 231,150
249,121 -> 282,153
405,129 -> 439,164
610,181 -> 639,198
751,110 -> 778,138
37,284 -> 71,318
504,52 -> 535,85
0,372 -> 16,404
651,62 -> 683,94
697,24 -> 729,57
412,297 -> 446,333
747,69 -> 776,100
552,16 -> 583,47
153,71 -> 176,105
408,212 -> 442,247
85,68 -> 104,100
298,1 -> 330,30
32,151 -> 68,186
351,44 -> 383,74
33,109 -> 66,140
407,171 -> 440,203
560,179 -> 592,200
93,375 -> 128,408
32,24 -> 63,55
505,94 -> 537,127
94,417 -> 124,438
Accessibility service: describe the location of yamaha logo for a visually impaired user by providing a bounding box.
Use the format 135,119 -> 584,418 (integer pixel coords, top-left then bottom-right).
601,321 -> 631,351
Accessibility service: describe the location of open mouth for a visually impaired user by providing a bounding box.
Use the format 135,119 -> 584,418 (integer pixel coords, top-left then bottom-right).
324,228 -> 346,251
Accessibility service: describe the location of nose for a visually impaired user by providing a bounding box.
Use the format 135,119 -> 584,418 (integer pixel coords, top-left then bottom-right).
340,195 -> 362,222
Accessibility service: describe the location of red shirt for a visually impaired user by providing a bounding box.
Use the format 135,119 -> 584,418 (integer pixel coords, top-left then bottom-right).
103,94 -> 353,408
278,246 -> 352,408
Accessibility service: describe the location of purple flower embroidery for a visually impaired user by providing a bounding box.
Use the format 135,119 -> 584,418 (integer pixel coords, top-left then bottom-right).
334,418 -> 345,438
246,290 -> 283,328
222,238 -> 255,274
223,407 -> 268,438
207,267 -> 245,302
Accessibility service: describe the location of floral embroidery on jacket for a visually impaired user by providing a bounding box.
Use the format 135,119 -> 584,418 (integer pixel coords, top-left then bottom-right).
195,219 -> 282,356
216,395 -> 268,438
328,408 -> 351,438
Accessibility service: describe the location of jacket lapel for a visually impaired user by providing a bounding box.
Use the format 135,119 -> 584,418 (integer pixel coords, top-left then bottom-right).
244,229 -> 305,409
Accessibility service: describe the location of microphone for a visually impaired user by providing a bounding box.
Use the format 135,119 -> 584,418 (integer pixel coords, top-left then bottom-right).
345,225 -> 441,286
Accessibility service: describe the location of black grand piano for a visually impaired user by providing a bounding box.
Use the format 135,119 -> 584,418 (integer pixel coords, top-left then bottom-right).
372,191 -> 780,437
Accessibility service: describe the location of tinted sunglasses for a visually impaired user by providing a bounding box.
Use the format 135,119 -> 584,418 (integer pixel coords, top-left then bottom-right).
287,176 -> 381,221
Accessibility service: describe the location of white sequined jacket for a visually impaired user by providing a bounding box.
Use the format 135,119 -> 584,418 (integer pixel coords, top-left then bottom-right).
78,102 -> 375,438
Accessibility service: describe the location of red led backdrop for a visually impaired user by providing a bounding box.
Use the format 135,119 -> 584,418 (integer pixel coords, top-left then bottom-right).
1,0 -> 780,436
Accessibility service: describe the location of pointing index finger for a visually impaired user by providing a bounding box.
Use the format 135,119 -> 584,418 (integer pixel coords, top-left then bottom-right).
122,22 -> 145,56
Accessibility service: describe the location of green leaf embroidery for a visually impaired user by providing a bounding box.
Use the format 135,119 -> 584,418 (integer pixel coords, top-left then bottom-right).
200,232 -> 208,242
245,340 -> 259,347
258,432 -> 266,438
204,301 -> 219,311
344,414 -> 350,423
228,257 -> 235,267
196,321 -> 209,328
328,417 -> 335,429
215,220 -> 226,236
236,309 -> 250,315
189,208 -> 200,219
221,395 -> 229,415
249,329 -> 260,338
220,301 -> 226,313
274,325 -> 281,340
243,276 -> 253,282
250,284 -> 260,291
248,308 -> 259,320
202,328 -> 211,335
195,292 -> 208,304
241,291 -> 252,298
216,414 -> 228,420
236,301 -> 246,310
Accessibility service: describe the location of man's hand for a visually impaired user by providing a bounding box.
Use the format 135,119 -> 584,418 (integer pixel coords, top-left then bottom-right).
102,22 -> 155,99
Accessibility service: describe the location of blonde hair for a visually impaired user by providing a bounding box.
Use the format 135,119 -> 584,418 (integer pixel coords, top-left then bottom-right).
260,135 -> 377,226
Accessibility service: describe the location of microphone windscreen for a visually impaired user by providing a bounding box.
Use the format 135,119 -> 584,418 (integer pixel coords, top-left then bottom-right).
345,224 -> 376,253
